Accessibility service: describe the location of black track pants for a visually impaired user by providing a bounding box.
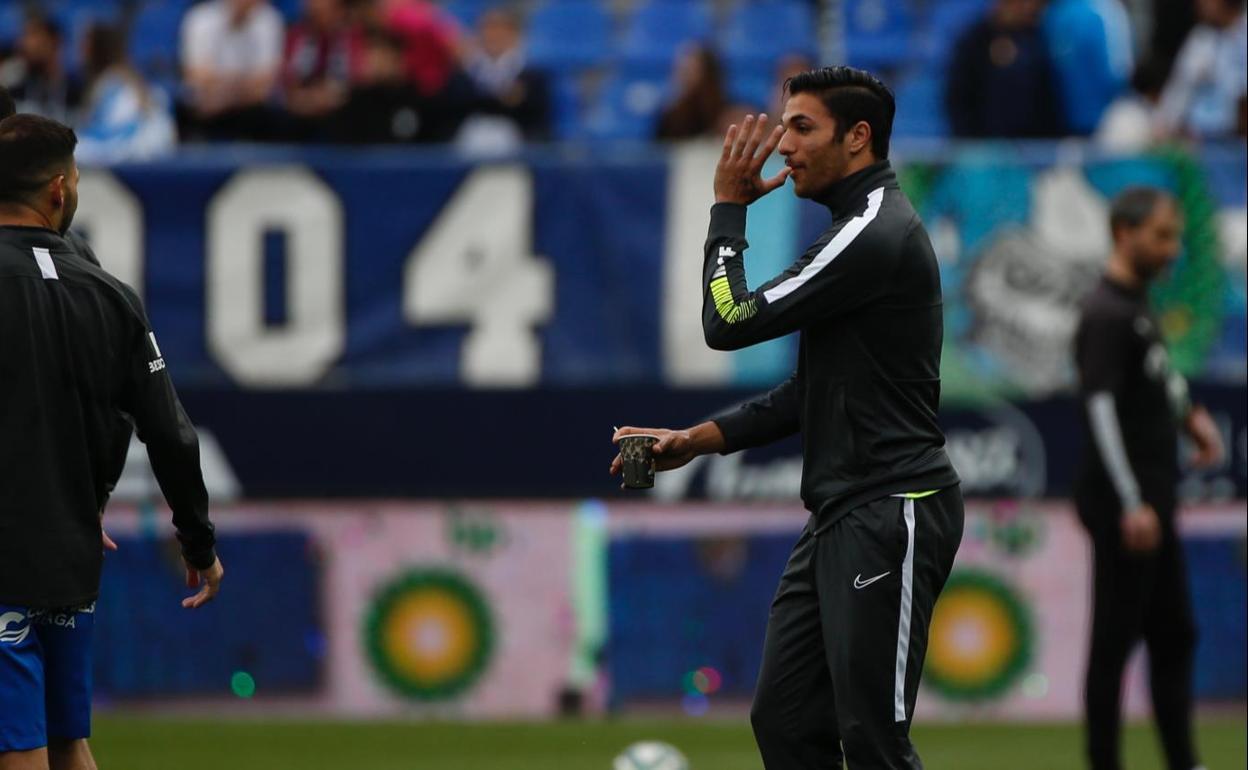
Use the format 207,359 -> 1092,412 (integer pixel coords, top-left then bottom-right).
751,485 -> 964,770
1077,493 -> 1199,770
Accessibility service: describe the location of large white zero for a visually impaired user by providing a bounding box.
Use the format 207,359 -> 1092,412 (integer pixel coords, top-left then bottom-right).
207,168 -> 344,387
74,170 -> 144,295
403,165 -> 553,386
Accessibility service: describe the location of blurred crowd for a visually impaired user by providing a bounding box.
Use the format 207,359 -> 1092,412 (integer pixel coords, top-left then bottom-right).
0,0 -> 1243,162
944,0 -> 1246,147
0,0 -> 556,158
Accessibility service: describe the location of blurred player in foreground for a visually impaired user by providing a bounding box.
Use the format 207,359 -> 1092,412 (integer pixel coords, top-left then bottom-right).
1,87 -> 134,551
613,66 -> 962,769
0,114 -> 222,770
1074,186 -> 1224,770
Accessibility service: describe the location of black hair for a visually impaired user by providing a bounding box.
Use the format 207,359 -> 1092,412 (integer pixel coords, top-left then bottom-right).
1109,186 -> 1175,236
0,85 -> 14,121
23,11 -> 62,42
0,114 -> 78,206
1129,57 -> 1169,98
784,66 -> 896,159
83,22 -> 128,81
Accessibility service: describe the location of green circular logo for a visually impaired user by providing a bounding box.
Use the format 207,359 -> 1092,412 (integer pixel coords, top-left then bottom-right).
363,568 -> 495,700
924,570 -> 1033,701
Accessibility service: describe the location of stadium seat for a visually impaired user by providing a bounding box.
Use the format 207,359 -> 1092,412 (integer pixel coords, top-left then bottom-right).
0,4 -> 23,48
549,72 -> 588,140
580,69 -> 669,141
443,0 -> 495,30
727,72 -> 773,111
128,1 -> 187,87
890,70 -> 948,138
719,1 -> 818,72
918,0 -> 990,66
272,0 -> 304,23
58,0 -> 124,14
526,2 -> 614,73
53,2 -> 124,76
843,0 -> 915,72
619,0 -> 714,70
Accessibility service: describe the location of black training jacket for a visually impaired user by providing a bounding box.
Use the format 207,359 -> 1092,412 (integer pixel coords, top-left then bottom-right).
0,225 -> 215,608
703,161 -> 959,530
1074,275 -> 1185,517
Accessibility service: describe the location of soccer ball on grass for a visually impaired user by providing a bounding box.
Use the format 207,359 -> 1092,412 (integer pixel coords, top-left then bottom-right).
613,740 -> 690,770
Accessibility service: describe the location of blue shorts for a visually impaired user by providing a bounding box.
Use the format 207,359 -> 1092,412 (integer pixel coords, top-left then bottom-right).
0,603 -> 94,752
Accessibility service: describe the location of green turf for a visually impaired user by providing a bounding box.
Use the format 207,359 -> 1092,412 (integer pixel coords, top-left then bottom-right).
89,715 -> 1246,770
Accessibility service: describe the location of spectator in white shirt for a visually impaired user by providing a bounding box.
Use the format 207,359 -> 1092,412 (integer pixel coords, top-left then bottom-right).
180,0 -> 285,139
1156,0 -> 1247,140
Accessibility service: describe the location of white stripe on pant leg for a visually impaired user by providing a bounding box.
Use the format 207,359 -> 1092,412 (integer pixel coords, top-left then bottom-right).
894,497 -> 916,722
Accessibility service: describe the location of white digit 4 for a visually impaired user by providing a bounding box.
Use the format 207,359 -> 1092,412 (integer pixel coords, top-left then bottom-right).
403,166 -> 553,386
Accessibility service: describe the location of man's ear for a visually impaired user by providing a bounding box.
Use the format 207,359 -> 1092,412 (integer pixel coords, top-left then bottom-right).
49,174 -> 65,208
848,121 -> 873,155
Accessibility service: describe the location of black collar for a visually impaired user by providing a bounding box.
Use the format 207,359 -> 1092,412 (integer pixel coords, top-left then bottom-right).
1101,273 -> 1148,300
0,224 -> 67,245
815,160 -> 897,216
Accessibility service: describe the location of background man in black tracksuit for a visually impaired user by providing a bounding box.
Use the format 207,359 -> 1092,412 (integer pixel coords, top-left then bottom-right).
1074,187 -> 1223,770
0,114 -> 222,769
612,67 -> 963,769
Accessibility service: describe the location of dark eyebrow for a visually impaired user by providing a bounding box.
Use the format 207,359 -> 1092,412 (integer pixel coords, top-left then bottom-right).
784,113 -> 812,127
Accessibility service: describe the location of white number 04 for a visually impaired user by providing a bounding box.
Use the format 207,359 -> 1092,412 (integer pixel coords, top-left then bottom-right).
81,166 -> 552,387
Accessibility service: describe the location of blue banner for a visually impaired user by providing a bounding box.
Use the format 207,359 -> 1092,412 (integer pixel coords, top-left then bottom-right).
607,522 -> 1248,707
94,531 -> 321,698
161,383 -> 1245,500
75,143 -> 1246,393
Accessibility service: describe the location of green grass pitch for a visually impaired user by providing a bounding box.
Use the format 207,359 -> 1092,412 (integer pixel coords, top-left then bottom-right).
90,715 -> 1246,769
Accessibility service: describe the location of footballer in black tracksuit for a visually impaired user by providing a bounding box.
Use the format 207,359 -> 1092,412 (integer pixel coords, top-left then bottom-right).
703,159 -> 963,769
0,225 -> 217,609
1074,275 -> 1200,770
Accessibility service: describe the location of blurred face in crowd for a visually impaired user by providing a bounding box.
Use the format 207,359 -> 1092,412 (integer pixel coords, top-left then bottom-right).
993,0 -> 1045,29
1196,0 -> 1243,26
674,46 -> 713,93
361,38 -> 405,84
478,10 -> 520,60
19,21 -> 60,70
306,0 -> 346,31
228,0 -> 267,22
775,54 -> 815,88
1116,197 -> 1183,282
778,92 -> 867,199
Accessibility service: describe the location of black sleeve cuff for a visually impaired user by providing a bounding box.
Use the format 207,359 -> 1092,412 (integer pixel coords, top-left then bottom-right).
708,202 -> 748,241
177,531 -> 218,570
710,412 -> 748,454
182,545 -> 218,571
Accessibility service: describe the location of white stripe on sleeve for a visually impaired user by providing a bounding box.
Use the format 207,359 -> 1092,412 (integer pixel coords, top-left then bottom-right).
1087,391 -> 1143,512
